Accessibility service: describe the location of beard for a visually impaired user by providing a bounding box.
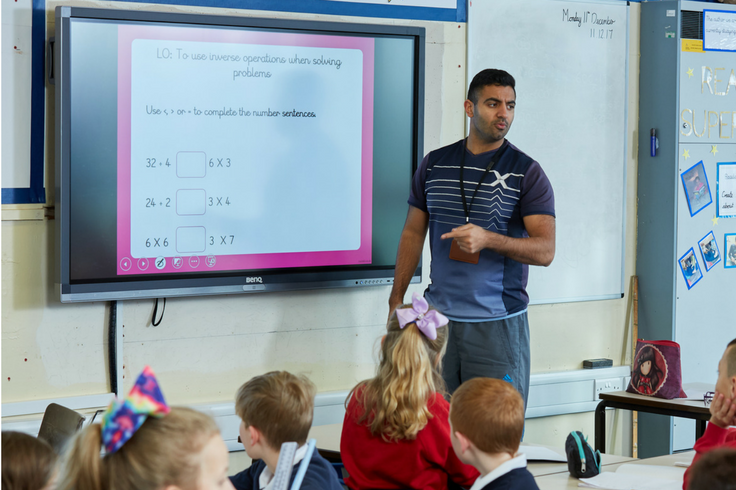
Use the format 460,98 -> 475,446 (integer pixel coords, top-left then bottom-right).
474,117 -> 511,144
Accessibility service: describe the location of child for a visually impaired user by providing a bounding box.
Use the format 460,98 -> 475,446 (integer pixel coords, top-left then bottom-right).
449,377 -> 538,490
2,431 -> 59,490
57,366 -> 233,490
687,448 -> 736,490
340,293 -> 478,490
230,371 -> 342,490
684,339 -> 736,490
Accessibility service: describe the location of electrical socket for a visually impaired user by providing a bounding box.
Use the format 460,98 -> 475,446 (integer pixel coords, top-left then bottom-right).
594,377 -> 623,399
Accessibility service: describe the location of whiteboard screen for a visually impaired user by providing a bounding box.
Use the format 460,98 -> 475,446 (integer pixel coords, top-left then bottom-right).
468,0 -> 628,303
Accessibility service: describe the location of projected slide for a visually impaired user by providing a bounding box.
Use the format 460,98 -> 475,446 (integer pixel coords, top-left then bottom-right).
116,26 -> 374,275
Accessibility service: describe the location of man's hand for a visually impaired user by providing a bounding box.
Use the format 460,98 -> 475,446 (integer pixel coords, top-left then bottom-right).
388,297 -> 403,322
440,223 -> 491,254
709,391 -> 736,428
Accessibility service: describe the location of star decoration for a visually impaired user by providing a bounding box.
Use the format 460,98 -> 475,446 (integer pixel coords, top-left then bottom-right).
683,149 -> 690,160
687,67 -> 694,78
711,145 -> 718,155
712,215 -> 719,226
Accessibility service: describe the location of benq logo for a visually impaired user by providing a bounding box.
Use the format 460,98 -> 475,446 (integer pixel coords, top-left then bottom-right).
246,277 -> 263,284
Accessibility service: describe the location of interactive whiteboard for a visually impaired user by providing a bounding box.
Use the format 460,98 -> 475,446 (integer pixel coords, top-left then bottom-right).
55,8 -> 425,302
116,26 -> 373,275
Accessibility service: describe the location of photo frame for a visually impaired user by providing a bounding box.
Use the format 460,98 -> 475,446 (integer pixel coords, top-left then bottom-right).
726,234 -> 736,269
698,231 -> 721,271
678,247 -> 703,289
681,161 -> 712,217
717,162 -> 736,218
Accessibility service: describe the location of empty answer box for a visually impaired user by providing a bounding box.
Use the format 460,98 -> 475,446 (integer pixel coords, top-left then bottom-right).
176,189 -> 207,215
176,151 -> 206,178
176,226 -> 206,253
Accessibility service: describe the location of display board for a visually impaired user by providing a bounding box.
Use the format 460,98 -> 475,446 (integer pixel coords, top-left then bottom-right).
637,0 -> 736,457
467,0 -> 629,304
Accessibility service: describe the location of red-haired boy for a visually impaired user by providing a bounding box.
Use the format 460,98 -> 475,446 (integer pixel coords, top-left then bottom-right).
450,377 -> 539,490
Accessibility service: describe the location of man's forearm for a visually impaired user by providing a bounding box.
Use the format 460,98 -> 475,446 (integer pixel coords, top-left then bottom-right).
483,232 -> 554,266
389,230 -> 425,311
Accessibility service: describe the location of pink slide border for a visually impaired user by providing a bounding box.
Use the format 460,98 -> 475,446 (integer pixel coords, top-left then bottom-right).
116,25 -> 374,275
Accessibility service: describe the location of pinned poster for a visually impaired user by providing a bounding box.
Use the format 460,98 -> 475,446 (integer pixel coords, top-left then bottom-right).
681,161 -> 713,217
678,248 -> 703,289
698,231 -> 721,271
726,234 -> 736,268
717,162 -> 736,218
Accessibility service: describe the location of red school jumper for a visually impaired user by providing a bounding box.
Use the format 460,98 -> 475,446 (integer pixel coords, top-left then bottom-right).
683,423 -> 736,489
340,388 -> 479,490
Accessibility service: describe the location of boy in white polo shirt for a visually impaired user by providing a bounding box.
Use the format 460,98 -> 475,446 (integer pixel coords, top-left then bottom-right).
450,377 -> 539,490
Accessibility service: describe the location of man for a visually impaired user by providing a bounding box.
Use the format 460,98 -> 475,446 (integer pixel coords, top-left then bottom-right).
388,69 -> 556,406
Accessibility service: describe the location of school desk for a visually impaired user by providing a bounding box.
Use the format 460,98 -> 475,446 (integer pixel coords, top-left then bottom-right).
594,390 -> 711,453
534,451 -> 694,490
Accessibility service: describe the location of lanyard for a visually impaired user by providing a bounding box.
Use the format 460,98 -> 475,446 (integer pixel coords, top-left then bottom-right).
459,138 -> 509,223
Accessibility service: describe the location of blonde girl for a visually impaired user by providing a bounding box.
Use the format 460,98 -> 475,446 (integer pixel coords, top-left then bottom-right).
58,367 -> 233,490
2,431 -> 59,490
340,293 -> 479,490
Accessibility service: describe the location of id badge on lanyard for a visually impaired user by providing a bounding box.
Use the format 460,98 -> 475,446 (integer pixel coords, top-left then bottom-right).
449,139 -> 509,264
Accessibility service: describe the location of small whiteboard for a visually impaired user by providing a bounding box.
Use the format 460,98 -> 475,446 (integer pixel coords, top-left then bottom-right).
468,0 -> 628,303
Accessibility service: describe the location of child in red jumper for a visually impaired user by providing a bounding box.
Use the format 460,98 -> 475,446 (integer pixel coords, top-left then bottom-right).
340,293 -> 479,490
684,338 -> 736,490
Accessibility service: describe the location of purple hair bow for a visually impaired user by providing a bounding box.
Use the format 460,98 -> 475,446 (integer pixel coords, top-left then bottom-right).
395,293 -> 448,340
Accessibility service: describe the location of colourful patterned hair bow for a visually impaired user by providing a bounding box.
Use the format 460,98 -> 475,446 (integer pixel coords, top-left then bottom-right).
395,293 -> 448,340
101,366 -> 170,454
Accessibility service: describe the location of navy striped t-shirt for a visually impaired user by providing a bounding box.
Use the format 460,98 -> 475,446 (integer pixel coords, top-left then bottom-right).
408,139 -> 555,321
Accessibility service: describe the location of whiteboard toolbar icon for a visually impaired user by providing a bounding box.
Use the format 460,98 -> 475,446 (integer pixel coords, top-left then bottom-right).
189,256 -> 200,268
155,257 -> 166,270
206,255 -> 216,268
120,257 -> 132,271
172,256 -> 183,269
137,258 -> 149,271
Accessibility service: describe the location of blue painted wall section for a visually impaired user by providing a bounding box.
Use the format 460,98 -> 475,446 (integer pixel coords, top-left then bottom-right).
110,0 -> 466,22
3,0 -> 47,204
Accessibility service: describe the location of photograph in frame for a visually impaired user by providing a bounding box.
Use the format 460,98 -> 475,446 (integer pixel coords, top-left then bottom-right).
678,247 -> 703,289
726,234 -> 736,269
698,231 -> 721,271
681,161 -> 712,217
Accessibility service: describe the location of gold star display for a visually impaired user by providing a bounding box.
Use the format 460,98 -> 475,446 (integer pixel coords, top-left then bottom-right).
687,67 -> 694,78
683,149 -> 690,160
711,145 -> 718,155
712,215 -> 719,226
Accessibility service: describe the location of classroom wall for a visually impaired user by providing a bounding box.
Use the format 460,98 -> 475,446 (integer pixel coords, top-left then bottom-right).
2,0 -> 639,455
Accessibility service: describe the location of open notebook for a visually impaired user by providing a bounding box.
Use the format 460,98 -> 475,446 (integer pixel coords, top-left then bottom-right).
578,463 -> 686,490
518,444 -> 567,463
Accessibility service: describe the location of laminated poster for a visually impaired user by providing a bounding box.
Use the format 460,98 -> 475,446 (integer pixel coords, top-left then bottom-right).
698,231 -> 721,271
681,161 -> 712,217
717,162 -> 736,218
678,248 -> 703,289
